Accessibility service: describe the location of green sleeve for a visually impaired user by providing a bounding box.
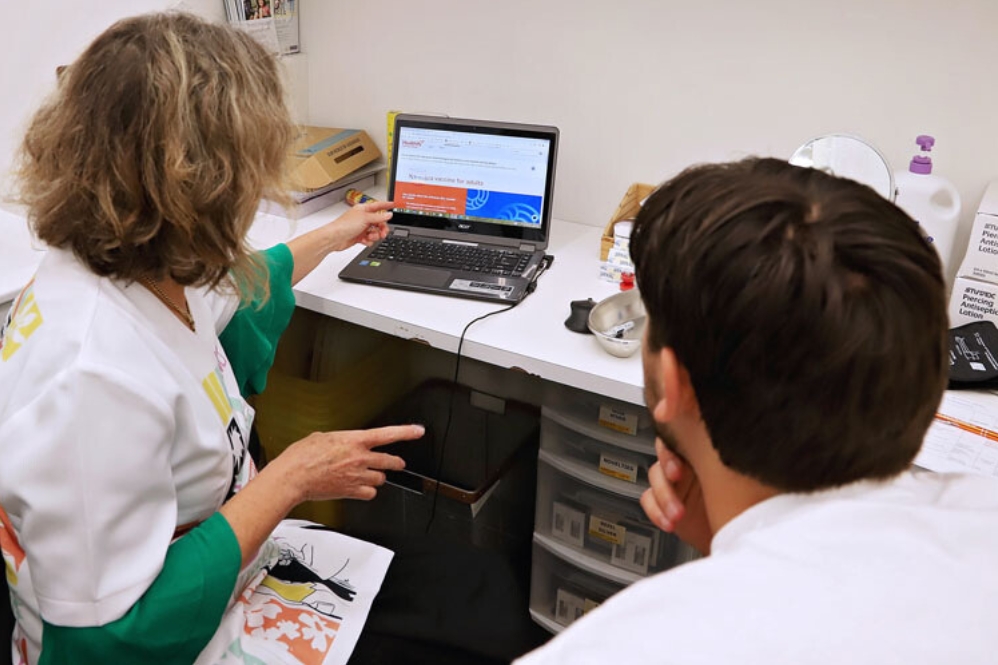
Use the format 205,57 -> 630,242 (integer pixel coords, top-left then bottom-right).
219,243 -> 296,397
39,512 -> 241,665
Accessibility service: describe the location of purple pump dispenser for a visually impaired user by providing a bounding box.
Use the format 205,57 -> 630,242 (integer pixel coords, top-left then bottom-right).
909,134 -> 935,175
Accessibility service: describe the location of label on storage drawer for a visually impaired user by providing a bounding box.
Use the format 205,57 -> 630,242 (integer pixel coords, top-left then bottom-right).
598,404 -> 639,436
555,588 -> 585,626
588,515 -> 626,545
599,452 -> 639,483
552,501 -> 586,547
612,530 -> 653,575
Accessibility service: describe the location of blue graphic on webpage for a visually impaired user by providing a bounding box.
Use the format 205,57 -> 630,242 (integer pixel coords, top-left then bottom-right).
466,190 -> 542,226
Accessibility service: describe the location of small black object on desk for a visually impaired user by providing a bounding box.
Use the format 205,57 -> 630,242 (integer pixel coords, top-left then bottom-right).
564,298 -> 597,334
949,320 -> 998,389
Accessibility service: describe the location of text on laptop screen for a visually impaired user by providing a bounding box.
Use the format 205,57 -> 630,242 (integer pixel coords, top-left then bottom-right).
393,126 -> 551,229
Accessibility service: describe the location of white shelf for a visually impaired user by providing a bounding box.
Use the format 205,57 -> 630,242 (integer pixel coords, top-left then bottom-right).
533,532 -> 644,586
538,448 -> 647,500
529,608 -> 565,635
542,404 -> 655,456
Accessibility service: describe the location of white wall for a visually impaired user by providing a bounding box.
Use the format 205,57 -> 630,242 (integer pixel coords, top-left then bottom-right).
0,0 -> 223,212
299,0 -> 998,278
5,1 -> 997,279
0,2 -> 311,215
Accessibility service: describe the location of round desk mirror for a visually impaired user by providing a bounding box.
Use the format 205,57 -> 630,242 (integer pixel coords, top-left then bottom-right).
789,134 -> 895,202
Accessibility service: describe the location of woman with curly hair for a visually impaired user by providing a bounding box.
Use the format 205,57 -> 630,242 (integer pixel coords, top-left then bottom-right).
0,12 -> 423,665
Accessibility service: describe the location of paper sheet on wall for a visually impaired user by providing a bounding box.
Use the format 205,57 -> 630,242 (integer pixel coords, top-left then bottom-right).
223,0 -> 300,56
915,390 -> 998,477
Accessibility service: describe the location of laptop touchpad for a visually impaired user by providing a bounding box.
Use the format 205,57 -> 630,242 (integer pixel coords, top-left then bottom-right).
392,264 -> 451,287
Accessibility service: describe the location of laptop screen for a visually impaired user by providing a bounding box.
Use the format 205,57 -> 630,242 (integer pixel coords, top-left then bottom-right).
388,115 -> 559,245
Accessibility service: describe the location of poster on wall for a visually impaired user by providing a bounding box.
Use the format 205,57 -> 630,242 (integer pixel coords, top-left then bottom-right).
222,0 -> 300,56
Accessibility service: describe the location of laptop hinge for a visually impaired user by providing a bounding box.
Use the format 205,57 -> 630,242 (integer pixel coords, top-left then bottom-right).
394,228 -> 410,238
518,243 -> 536,252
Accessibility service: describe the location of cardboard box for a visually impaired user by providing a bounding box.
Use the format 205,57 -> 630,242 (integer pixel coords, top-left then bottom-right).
948,276 -> 998,328
955,181 -> 998,284
601,183 -> 655,260
287,126 -> 381,192
259,162 -> 383,219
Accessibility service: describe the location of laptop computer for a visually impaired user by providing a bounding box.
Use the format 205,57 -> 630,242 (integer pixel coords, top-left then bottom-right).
338,114 -> 559,303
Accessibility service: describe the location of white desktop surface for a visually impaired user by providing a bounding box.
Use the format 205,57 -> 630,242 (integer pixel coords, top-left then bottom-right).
0,209 -> 44,306
248,194 -> 645,405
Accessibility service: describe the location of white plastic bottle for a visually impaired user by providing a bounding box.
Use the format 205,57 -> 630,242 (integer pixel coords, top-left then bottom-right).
894,134 -> 962,276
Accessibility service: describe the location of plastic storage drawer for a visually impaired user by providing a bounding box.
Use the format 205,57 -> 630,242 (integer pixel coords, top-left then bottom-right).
529,538 -> 626,633
542,383 -> 656,441
534,455 -> 687,579
540,407 -> 656,488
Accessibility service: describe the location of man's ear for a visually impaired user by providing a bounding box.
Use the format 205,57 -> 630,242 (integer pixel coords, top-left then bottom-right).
650,347 -> 695,424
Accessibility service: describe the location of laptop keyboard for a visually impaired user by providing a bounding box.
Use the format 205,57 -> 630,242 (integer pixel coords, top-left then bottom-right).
367,236 -> 532,276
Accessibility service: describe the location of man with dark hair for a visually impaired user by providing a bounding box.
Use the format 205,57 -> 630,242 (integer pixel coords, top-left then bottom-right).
518,158 -> 998,663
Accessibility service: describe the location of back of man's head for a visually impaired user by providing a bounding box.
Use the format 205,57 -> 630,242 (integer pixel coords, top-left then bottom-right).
630,157 -> 948,492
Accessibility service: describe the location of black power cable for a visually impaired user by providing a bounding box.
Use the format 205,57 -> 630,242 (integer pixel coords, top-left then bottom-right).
424,255 -> 554,533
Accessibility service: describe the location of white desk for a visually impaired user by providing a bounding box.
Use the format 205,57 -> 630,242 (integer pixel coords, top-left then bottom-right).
249,193 -> 645,405
0,209 -> 45,307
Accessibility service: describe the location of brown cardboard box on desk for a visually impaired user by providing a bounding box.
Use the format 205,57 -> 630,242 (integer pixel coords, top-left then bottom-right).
260,126 -> 383,218
601,183 -> 655,260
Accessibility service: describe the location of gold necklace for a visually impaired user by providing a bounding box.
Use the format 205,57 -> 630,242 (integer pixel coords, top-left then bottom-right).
140,277 -> 196,332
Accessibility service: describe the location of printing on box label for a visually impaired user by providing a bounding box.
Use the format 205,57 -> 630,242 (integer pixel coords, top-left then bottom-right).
958,286 -> 998,321
606,245 -> 633,267
588,515 -> 626,546
976,218 -> 998,254
612,530 -> 653,575
599,262 -> 628,284
958,212 -> 998,284
949,278 -> 998,328
551,501 -> 586,547
555,588 -> 585,626
598,452 -> 639,483
598,404 -> 639,436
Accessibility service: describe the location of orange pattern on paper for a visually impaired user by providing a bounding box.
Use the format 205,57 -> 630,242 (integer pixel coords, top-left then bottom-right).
243,598 -> 341,665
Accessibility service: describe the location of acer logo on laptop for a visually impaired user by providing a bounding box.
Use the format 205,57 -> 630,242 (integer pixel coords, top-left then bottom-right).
457,223 -> 472,230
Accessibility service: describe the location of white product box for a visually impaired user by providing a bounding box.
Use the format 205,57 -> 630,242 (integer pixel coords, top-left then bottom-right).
554,588 -> 586,626
948,277 -> 998,328
551,500 -> 586,548
955,181 -> 998,284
